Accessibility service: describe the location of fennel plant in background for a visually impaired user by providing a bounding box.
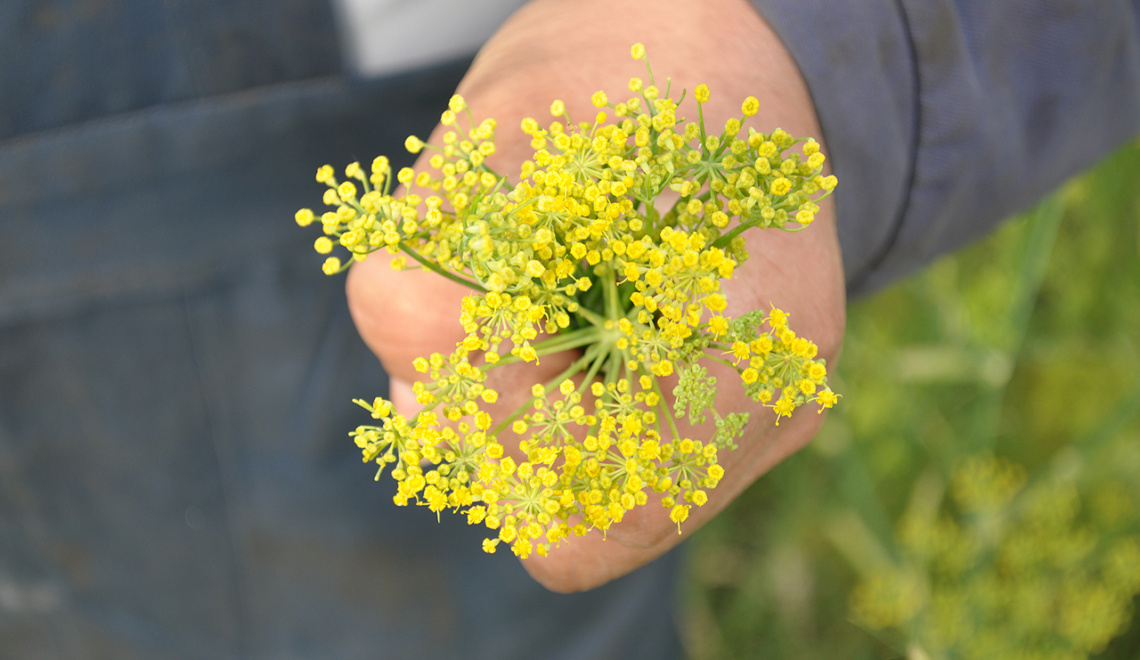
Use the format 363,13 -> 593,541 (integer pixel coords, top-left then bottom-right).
684,143 -> 1140,660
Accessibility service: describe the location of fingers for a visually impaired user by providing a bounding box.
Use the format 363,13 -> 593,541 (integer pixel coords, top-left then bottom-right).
345,248 -> 470,384
387,377 -> 420,419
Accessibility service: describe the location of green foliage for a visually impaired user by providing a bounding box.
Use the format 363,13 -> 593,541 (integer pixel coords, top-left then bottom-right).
684,141 -> 1140,659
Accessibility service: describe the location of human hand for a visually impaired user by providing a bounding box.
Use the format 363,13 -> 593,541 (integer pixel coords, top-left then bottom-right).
345,0 -> 845,592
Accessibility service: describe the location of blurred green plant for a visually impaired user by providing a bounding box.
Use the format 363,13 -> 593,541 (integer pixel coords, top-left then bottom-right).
683,141 -> 1140,659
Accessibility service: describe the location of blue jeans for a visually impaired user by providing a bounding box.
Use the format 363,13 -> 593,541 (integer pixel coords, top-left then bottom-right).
0,2 -> 683,657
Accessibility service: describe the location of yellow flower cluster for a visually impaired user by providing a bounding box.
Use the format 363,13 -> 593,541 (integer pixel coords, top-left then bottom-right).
300,45 -> 838,558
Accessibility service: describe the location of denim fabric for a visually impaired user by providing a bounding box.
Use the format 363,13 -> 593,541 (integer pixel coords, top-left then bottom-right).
0,2 -> 684,658
0,0 -> 341,140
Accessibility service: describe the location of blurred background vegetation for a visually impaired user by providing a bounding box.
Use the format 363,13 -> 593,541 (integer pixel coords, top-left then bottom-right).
683,140 -> 1140,660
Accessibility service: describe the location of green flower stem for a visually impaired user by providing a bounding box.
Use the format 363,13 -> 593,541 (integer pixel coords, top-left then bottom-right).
697,99 -> 707,144
575,305 -> 609,328
486,327 -> 604,370
477,164 -> 513,192
602,264 -> 623,321
651,371 -> 683,442
532,327 -> 604,354
704,354 -> 739,371
711,219 -> 758,249
593,344 -> 624,442
574,339 -> 613,400
601,346 -> 620,391
406,329 -> 603,425
489,341 -> 608,438
396,243 -> 487,292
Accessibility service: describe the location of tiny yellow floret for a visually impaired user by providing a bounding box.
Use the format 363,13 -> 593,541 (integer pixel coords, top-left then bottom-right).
404,135 -> 424,154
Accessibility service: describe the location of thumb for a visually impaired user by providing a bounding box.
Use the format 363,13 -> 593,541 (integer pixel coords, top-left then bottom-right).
345,241 -> 583,426
345,246 -> 469,385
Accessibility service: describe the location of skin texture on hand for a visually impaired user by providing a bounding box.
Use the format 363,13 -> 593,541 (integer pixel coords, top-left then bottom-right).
346,0 -> 846,592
